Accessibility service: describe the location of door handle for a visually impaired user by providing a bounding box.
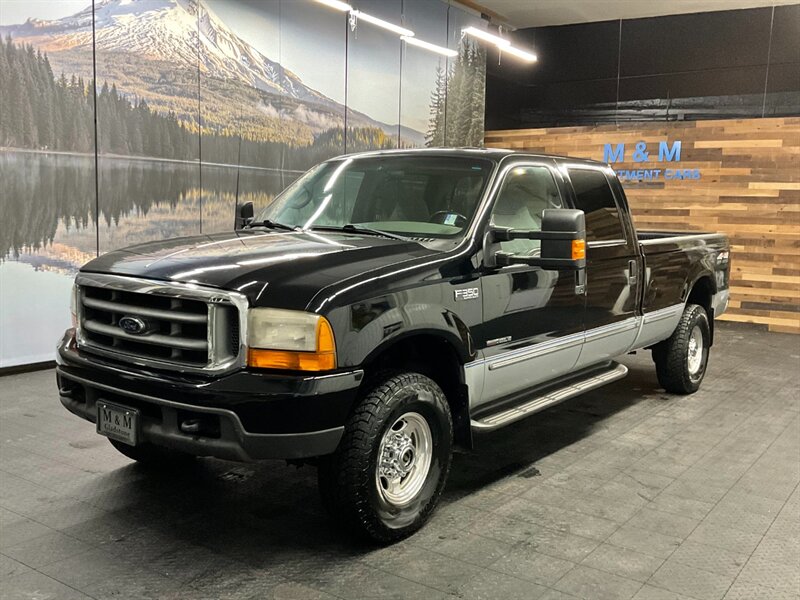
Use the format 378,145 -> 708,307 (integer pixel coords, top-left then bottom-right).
628,260 -> 638,285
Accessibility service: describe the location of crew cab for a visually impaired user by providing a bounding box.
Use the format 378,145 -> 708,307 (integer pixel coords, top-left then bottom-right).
56,149 -> 730,542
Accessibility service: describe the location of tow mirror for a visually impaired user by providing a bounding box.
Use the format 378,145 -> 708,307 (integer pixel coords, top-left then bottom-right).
235,201 -> 254,229
489,208 -> 587,270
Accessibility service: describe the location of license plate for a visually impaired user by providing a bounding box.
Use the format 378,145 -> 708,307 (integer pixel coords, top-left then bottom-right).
96,401 -> 139,446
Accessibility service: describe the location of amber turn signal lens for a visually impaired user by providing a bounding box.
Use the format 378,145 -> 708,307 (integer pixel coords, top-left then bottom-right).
316,317 -> 335,353
572,239 -> 586,260
247,348 -> 336,371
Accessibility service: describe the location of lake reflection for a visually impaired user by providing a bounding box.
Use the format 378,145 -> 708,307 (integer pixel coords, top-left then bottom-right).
0,151 -> 294,273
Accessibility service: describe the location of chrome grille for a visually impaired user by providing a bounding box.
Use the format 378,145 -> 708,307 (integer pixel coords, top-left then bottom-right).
75,273 -> 247,373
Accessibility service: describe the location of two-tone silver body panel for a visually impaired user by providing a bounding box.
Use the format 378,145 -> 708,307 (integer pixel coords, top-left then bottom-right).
464,302 -> 686,410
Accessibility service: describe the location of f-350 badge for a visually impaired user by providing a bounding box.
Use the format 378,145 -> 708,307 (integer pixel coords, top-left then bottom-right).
454,287 -> 479,301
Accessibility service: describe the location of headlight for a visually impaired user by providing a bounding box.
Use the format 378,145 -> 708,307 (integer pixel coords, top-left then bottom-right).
246,308 -> 336,371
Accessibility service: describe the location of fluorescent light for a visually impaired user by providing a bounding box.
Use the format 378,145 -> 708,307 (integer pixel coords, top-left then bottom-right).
502,45 -> 537,62
462,26 -> 537,63
314,0 -> 352,11
352,10 -> 414,37
401,36 -> 457,57
462,26 -> 510,48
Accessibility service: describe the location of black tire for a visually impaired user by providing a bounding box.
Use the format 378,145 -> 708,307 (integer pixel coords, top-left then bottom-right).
318,372 -> 453,544
652,303 -> 710,394
108,438 -> 194,467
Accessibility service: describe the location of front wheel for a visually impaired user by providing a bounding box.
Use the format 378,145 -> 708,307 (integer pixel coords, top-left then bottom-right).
652,303 -> 710,394
318,372 -> 452,543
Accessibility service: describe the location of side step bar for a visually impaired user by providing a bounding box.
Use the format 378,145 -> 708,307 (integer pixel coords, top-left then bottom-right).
471,363 -> 629,432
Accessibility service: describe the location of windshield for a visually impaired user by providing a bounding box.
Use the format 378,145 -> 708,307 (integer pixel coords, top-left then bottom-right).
253,155 -> 494,239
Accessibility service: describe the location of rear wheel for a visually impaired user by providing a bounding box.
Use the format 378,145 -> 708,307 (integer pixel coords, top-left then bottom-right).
653,303 -> 710,394
108,439 -> 194,466
318,372 -> 452,543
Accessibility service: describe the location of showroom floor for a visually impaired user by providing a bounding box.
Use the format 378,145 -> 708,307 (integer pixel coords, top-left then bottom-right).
0,323 -> 798,600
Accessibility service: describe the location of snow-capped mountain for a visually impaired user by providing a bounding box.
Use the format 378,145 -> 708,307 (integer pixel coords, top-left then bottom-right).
0,0 -> 425,143
2,0 -> 328,103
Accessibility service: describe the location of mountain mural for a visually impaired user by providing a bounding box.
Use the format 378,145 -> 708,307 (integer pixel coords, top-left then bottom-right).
0,0 -> 426,149
0,0 -> 488,367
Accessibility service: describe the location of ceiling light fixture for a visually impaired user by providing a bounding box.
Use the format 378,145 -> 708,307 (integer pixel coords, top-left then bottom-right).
314,0 -> 352,11
351,10 -> 414,37
501,45 -> 537,63
462,26 -> 537,63
462,26 -> 510,48
401,36 -> 457,57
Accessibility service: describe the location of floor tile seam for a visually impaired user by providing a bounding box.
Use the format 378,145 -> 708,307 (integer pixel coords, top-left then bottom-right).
733,478 -> 800,579
645,391 -> 782,507
2,535 -> 99,570
0,549 -> 103,600
575,539 -> 671,583
594,391 -> 773,580
367,557 -> 488,597
470,525 -> 602,563
401,533 -> 517,570
511,485 -> 643,524
0,465 -> 108,513
507,390 -> 689,501
547,551 -> 649,600
0,502 -> 97,549
642,414 -> 799,599
0,439 -> 112,474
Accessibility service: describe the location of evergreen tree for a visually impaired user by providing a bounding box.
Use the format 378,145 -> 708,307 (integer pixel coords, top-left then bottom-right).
425,62 -> 447,147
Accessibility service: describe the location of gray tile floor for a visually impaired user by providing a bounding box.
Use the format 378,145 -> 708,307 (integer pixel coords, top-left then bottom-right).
1,323 -> 798,600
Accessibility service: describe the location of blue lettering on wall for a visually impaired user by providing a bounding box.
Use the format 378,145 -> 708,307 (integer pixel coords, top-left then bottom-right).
632,141 -> 649,162
602,140 -> 699,181
658,141 -> 681,162
603,143 -> 625,163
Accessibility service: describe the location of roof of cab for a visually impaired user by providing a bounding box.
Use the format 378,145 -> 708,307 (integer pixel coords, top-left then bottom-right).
330,147 -> 608,168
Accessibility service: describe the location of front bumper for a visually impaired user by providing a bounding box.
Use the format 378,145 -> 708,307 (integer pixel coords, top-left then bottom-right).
56,331 -> 363,461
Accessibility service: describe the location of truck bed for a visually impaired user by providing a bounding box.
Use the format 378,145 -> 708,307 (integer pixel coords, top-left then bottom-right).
638,230 -> 727,246
634,229 -> 730,348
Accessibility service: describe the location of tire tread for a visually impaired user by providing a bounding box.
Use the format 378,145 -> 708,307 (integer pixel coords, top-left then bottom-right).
653,303 -> 709,394
318,371 -> 452,543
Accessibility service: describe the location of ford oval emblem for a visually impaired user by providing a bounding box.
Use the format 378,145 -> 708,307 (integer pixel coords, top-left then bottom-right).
118,315 -> 148,335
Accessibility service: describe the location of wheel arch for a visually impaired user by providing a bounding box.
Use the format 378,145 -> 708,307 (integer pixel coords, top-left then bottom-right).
360,330 -> 473,450
686,274 -> 716,345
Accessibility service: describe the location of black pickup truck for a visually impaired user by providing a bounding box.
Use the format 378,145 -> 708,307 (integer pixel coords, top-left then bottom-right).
57,149 -> 730,542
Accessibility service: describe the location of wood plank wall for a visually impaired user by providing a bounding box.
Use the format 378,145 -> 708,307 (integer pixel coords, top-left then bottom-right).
485,117 -> 800,333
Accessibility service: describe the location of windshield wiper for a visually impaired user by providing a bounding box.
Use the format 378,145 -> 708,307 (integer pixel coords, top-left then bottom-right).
246,219 -> 297,232
309,224 -> 407,241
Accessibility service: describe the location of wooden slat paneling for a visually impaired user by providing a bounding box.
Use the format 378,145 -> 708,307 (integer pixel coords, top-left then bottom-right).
486,117 -> 800,333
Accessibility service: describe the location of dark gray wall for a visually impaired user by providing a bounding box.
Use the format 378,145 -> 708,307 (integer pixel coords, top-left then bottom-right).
485,4 -> 800,129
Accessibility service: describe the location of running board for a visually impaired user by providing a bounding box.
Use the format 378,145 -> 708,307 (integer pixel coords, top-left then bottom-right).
471,363 -> 629,432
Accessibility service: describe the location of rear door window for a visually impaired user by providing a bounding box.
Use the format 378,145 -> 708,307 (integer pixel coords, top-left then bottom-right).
568,169 -> 625,243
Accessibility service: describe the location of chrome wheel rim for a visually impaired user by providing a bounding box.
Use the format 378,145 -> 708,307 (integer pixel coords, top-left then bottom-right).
687,325 -> 704,375
376,412 -> 433,507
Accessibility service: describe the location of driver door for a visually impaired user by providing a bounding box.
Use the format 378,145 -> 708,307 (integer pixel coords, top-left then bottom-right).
476,163 -> 585,409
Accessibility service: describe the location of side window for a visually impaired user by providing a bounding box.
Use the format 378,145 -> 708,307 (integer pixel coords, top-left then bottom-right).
490,166 -> 562,256
568,169 -> 625,243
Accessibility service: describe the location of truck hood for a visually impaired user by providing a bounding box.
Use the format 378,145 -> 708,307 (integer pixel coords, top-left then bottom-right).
81,230 -> 437,310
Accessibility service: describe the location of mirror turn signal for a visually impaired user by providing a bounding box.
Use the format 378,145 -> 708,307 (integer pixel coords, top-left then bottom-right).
572,239 -> 586,261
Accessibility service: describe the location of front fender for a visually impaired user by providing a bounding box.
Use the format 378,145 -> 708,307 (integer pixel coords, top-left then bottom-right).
326,300 -> 475,368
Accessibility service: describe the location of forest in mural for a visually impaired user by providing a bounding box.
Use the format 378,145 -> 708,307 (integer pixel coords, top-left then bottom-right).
427,42 -> 486,147
0,0 -> 487,366
1,34 -> 488,165
0,37 -> 398,167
